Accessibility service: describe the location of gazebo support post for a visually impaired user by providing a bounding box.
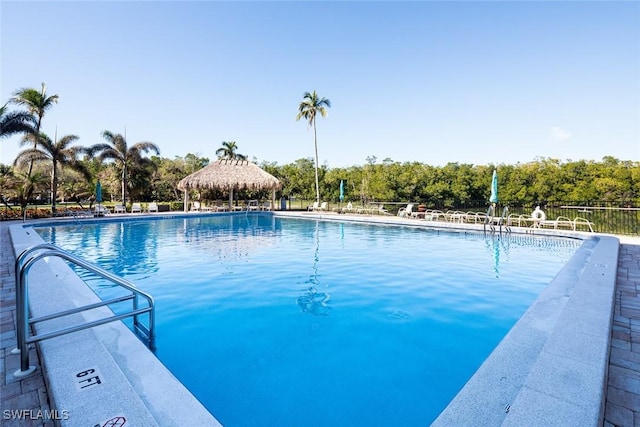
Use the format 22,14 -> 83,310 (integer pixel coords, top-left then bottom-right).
229,188 -> 233,210
184,190 -> 189,212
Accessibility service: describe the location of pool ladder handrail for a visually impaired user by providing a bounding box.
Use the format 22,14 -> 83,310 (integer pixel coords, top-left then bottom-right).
484,205 -> 511,235
246,199 -> 259,213
13,243 -> 155,377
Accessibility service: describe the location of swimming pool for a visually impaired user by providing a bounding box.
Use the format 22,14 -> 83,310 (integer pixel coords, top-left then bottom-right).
34,214 -> 581,426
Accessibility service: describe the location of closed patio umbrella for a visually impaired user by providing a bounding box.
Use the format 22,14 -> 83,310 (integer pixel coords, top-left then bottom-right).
489,169 -> 498,205
95,180 -> 103,217
96,180 -> 102,205
339,180 -> 344,202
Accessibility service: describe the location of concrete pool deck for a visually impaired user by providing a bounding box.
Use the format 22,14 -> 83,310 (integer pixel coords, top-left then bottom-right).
1,215 -> 638,426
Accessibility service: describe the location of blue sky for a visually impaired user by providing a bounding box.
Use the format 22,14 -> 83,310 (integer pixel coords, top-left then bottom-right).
1,1 -> 639,168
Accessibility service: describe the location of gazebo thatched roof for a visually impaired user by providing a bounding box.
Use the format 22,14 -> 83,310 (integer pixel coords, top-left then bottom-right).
177,159 -> 281,191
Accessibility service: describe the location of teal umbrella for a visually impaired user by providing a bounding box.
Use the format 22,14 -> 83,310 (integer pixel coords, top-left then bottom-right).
489,169 -> 498,204
339,180 -> 344,202
95,180 -> 103,203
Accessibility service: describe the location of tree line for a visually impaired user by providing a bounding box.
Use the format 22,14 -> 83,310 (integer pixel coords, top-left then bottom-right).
2,84 -> 639,218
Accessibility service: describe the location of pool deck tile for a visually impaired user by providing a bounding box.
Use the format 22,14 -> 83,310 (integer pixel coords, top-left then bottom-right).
1,223 -> 54,427
1,220 -> 639,426
604,242 -> 640,426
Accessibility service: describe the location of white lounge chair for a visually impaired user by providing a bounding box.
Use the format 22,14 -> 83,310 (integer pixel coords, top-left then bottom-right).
374,205 -> 391,215
261,201 -> 272,211
191,201 -> 201,212
95,205 -> 111,216
113,204 -> 126,214
312,202 -> 328,212
148,202 -> 158,213
398,203 -> 414,218
308,201 -> 319,211
131,203 -> 142,213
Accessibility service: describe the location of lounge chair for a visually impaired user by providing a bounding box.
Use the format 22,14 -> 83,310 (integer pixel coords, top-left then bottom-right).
356,204 -> 376,214
312,202 -> 328,212
94,205 -> 110,216
372,205 -> 391,215
190,201 -> 201,212
398,203 -> 414,218
216,204 -> 229,212
148,202 -> 158,213
131,203 -> 142,213
261,201 -> 272,211
113,204 -> 126,214
539,216 -> 576,231
308,201 -> 319,211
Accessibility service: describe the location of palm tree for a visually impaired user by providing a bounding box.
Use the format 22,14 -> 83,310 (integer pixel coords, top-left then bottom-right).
14,132 -> 90,213
12,170 -> 48,220
0,103 -> 35,139
296,91 -> 331,204
10,83 -> 59,176
215,141 -> 247,160
88,131 -> 159,205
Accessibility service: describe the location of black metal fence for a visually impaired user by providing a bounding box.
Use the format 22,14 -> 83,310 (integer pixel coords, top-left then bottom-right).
285,199 -> 640,236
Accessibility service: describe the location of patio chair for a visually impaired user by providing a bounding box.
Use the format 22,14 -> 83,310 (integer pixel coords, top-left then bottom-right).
312,202 -> 328,212
398,203 -> 414,218
190,201 -> 201,212
131,203 -> 142,213
373,205 -> 391,215
94,205 -> 111,216
261,201 -> 272,211
148,202 -> 159,213
113,204 -> 126,214
308,201 -> 319,211
539,216 -> 574,230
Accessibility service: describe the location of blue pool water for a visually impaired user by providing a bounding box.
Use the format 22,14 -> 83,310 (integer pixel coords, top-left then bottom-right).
35,214 -> 581,426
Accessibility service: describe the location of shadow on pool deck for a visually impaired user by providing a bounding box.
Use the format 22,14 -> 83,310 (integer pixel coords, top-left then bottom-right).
1,221 -> 639,426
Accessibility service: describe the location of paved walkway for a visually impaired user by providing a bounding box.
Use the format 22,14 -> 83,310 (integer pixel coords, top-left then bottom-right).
0,221 -> 638,426
604,243 -> 640,426
0,223 -> 54,427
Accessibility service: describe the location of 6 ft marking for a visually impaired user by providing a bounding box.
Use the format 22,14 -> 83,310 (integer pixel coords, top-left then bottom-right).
74,367 -> 104,391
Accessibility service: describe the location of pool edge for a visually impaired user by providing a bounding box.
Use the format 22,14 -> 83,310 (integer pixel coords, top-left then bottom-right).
8,214 -> 615,426
431,234 -> 618,426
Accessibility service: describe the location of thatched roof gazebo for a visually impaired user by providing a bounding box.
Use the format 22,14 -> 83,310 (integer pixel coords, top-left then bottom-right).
177,159 -> 281,211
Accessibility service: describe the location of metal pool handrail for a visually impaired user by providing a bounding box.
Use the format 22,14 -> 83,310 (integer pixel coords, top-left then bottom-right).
246,199 -> 259,212
484,205 -> 511,235
13,243 -> 155,377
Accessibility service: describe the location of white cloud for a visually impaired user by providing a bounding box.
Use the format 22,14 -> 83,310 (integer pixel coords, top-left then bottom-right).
550,126 -> 572,142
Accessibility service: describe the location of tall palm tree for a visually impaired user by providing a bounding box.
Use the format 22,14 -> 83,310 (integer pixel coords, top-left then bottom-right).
0,103 -> 35,139
14,132 -> 90,212
10,83 -> 59,176
215,141 -> 247,160
88,131 -> 159,205
296,91 -> 331,204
